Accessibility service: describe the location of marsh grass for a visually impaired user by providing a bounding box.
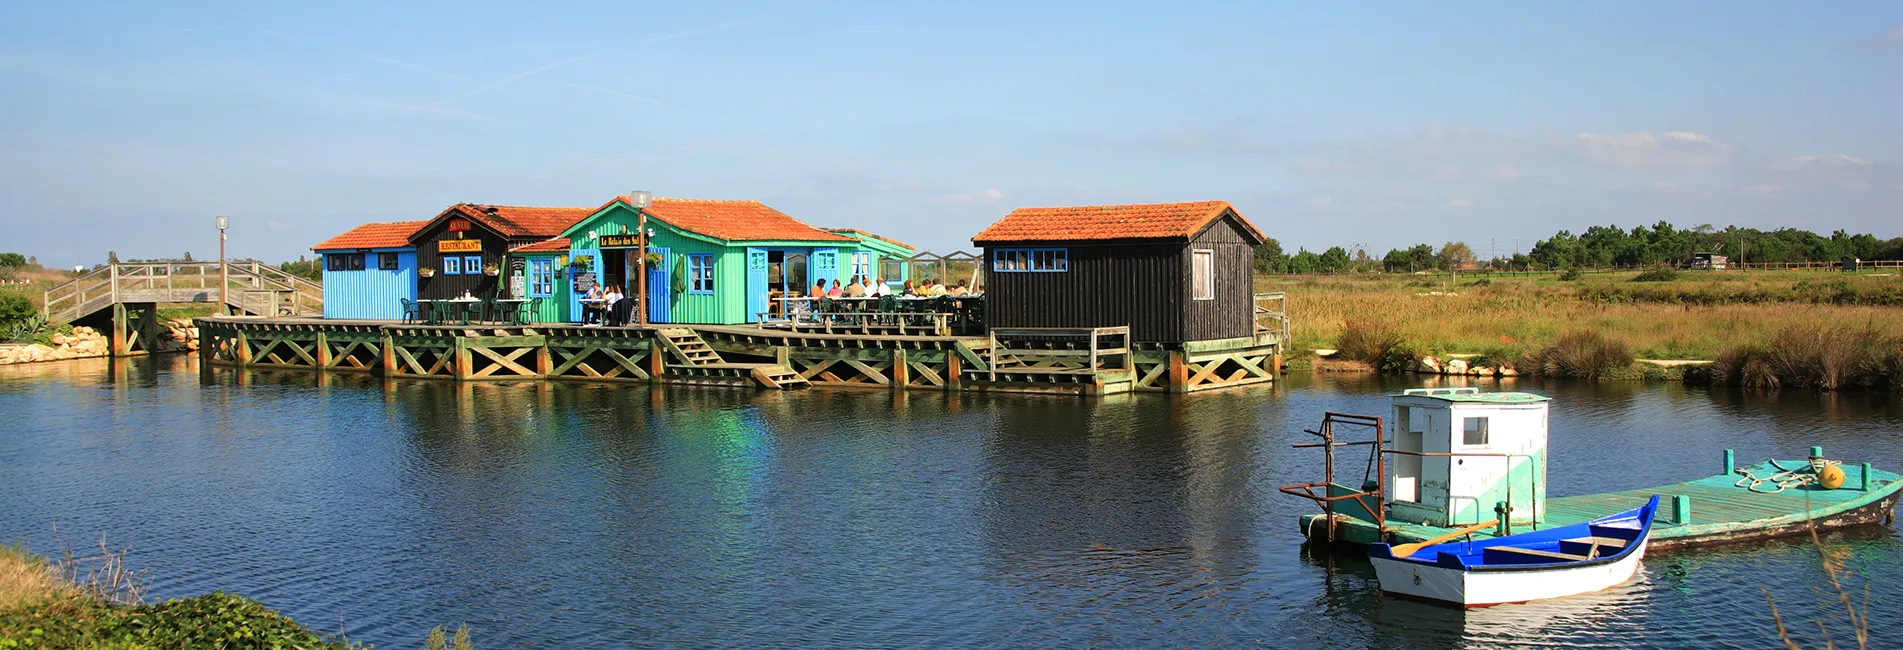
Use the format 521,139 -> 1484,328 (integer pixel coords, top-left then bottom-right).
1706,324 -> 1903,391
1259,271 -> 1903,362
1522,331 -> 1634,381
1763,522 -> 1873,650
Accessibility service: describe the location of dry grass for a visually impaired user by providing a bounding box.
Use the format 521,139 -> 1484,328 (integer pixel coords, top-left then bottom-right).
1763,523 -> 1873,650
1708,325 -> 1903,391
1523,330 -> 1635,381
0,543 -> 71,611
1259,271 -> 1903,361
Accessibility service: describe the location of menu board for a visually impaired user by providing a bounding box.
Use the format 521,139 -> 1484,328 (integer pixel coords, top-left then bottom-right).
572,271 -> 597,295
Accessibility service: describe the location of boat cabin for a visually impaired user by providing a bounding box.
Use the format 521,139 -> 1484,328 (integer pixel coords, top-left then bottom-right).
1387,388 -> 1550,528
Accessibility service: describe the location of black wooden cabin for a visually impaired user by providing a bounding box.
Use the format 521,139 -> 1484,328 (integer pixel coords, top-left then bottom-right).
971,201 -> 1264,345
406,204 -> 594,301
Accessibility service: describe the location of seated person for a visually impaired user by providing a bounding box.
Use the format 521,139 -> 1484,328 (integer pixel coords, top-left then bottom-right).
583,285 -> 606,324
845,275 -> 867,297
923,279 -> 946,297
812,280 -> 829,298
947,281 -> 969,297
870,277 -> 891,297
826,279 -> 844,298
901,280 -> 917,296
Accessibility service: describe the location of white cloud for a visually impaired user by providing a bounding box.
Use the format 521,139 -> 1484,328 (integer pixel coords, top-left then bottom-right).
932,188 -> 1005,205
1772,154 -> 1872,170
1572,130 -> 1728,167
1448,198 -> 1473,208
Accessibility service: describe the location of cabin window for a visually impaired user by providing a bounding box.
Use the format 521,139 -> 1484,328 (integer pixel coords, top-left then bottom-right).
813,251 -> 836,273
993,248 -> 1067,272
850,252 -> 870,280
1192,249 -> 1214,300
442,256 -> 462,275
1463,417 -> 1489,446
689,254 -> 715,294
325,254 -> 364,272
529,259 -> 554,297
880,259 -> 902,281
748,250 -> 767,272
464,255 -> 483,274
378,253 -> 400,270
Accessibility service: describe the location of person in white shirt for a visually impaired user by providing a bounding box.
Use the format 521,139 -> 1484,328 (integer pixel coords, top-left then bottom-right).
870,278 -> 891,297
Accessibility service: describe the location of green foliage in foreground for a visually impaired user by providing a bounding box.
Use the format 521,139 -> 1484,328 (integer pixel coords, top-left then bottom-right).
0,592 -> 361,650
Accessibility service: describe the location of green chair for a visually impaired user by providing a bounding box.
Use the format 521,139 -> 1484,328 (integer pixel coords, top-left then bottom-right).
399,298 -> 422,325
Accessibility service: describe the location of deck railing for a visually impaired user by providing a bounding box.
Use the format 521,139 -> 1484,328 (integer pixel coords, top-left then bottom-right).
1253,292 -> 1290,343
42,262 -> 324,323
757,311 -> 954,337
985,326 -> 1131,381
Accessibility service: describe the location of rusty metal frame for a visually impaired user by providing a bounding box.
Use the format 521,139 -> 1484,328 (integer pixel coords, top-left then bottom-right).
1278,412 -> 1386,542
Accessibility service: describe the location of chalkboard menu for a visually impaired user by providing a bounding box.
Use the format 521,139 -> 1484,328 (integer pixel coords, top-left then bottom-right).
573,270 -> 597,295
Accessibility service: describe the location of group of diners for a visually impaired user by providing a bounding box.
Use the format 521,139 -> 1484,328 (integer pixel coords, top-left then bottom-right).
809,276 -> 973,299
578,283 -> 633,326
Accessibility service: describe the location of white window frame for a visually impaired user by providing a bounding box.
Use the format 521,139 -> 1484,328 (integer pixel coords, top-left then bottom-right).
1192,249 -> 1215,300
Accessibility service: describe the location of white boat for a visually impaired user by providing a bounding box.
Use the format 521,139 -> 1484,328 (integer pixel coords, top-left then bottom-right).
1368,495 -> 1659,607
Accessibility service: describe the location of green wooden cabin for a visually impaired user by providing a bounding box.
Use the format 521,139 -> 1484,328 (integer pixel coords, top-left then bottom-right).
558,196 -> 914,325
505,237 -> 575,323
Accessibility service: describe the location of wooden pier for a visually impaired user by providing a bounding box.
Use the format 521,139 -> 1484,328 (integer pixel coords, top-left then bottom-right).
195,316 -> 1285,395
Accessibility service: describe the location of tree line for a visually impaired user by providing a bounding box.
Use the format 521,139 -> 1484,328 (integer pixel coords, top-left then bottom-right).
1254,222 -> 1903,273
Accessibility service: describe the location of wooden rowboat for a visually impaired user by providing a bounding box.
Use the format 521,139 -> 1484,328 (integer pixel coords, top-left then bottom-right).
1369,495 -> 1660,607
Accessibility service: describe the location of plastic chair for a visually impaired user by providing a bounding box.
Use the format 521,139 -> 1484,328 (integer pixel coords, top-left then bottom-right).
399,298 -> 421,325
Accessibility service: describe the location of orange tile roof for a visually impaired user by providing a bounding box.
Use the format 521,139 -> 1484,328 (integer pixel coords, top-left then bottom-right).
970,201 -> 1264,245
509,237 -> 570,253
450,204 -> 595,239
313,220 -> 428,251
596,195 -> 853,243
824,228 -> 915,252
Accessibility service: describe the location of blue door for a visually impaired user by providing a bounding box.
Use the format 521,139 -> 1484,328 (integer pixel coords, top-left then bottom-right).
746,247 -> 769,322
648,247 -> 671,323
812,247 -> 838,289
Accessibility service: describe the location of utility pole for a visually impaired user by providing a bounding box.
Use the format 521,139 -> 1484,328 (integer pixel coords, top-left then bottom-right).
628,191 -> 653,327
216,216 -> 229,315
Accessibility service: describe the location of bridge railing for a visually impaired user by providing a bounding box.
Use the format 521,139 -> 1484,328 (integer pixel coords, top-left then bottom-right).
42,262 -> 325,323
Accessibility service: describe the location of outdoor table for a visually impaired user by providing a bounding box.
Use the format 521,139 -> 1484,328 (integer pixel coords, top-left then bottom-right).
427,298 -> 480,325
579,298 -> 608,325
495,298 -> 531,325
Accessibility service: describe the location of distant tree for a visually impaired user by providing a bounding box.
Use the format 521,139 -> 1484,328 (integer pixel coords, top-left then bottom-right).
278,258 -> 321,282
182,251 -> 194,262
1253,237 -> 1289,273
0,253 -> 24,270
26,256 -> 36,267
1318,246 -> 1351,273
1437,242 -> 1476,270
1288,248 -> 1322,274
1407,244 -> 1436,272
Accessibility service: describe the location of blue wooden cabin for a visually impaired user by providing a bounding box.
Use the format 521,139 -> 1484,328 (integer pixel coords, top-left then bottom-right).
312,220 -> 427,320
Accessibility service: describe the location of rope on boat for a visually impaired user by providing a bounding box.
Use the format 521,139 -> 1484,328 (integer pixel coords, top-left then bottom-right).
1734,457 -> 1841,494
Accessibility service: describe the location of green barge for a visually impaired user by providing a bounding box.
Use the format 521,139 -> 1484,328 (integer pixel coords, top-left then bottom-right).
1285,389 -> 1902,550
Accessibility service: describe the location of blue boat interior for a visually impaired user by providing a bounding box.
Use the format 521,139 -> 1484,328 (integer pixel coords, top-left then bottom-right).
1370,495 -> 1660,571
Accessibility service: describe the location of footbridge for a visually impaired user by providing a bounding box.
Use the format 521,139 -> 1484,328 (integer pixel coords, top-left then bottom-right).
41,262 -> 323,355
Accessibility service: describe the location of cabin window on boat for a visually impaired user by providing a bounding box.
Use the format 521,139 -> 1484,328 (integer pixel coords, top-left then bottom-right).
1463,417 -> 1489,446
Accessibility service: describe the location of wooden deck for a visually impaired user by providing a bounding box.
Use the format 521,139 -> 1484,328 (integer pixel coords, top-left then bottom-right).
1303,461 -> 1902,550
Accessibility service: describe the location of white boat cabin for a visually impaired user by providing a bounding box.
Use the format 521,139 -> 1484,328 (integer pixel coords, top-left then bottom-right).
1387,388 -> 1550,528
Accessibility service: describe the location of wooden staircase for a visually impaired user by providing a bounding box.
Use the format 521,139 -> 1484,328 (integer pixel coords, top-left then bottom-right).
657,327 -> 807,389
43,262 -> 323,324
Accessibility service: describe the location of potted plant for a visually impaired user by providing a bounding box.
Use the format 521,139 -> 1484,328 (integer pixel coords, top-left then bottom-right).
570,254 -> 594,269
482,263 -> 501,276
418,267 -> 437,278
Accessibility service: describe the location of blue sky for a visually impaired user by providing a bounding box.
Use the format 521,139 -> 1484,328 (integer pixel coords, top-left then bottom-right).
2,1 -> 1900,267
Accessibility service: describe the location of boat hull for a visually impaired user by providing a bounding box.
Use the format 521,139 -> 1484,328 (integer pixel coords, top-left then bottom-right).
1371,540 -> 1648,607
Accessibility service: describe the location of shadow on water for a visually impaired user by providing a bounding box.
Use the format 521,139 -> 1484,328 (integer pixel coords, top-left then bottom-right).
0,358 -> 1898,648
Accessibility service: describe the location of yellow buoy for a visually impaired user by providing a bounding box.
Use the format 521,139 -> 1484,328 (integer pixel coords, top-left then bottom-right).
1817,465 -> 1846,490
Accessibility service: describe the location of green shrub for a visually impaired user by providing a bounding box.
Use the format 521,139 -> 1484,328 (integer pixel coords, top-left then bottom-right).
105,592 -> 356,649
0,292 -> 33,329
1525,330 -> 1634,381
1334,318 -> 1405,365
1558,268 -> 1583,281
1632,268 -> 1679,282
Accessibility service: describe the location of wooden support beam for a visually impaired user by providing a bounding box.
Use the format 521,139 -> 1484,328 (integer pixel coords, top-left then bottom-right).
453,338 -> 472,379
381,330 -> 396,376
315,331 -> 332,368
111,303 -> 129,356
1167,350 -> 1188,393
945,352 -> 961,391
890,349 -> 909,389
234,329 -> 252,366
647,340 -> 664,384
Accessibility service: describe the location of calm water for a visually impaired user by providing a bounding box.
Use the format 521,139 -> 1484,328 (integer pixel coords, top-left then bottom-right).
2,356 -> 1899,649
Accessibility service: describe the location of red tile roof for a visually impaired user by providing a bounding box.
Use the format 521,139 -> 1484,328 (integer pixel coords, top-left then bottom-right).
509,237 -> 570,253
456,204 -> 596,238
824,228 -> 915,252
313,220 -> 428,251
970,201 -> 1265,245
596,195 -> 853,243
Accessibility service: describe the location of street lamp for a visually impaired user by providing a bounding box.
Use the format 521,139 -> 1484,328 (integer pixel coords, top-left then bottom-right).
628,191 -> 653,327
216,216 -> 229,315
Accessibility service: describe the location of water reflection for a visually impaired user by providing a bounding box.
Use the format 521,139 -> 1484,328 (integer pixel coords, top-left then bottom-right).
0,358 -> 1898,648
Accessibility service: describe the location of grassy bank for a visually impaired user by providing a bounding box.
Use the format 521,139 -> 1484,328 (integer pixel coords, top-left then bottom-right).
0,542 -> 364,649
1261,269 -> 1903,361
1264,270 -> 1903,389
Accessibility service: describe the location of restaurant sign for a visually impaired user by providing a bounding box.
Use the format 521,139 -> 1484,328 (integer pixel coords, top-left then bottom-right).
439,239 -> 482,253
598,234 -> 645,248
448,218 -> 472,232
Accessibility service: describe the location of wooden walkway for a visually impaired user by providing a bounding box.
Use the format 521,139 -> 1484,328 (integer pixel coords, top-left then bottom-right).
1304,460 -> 1902,550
